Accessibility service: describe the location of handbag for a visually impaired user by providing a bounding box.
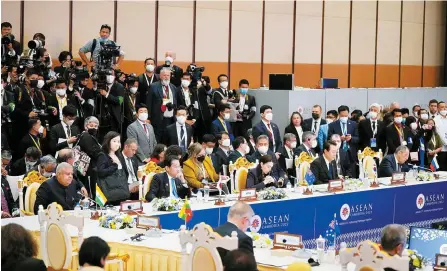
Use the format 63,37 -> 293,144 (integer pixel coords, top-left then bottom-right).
72,132 -> 91,176
97,169 -> 130,203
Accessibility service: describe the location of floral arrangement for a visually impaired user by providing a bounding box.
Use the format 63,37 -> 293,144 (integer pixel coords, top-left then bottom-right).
99,213 -> 135,229
407,249 -> 428,269
249,232 -> 273,248
257,187 -> 287,200
23,170 -> 48,186
416,172 -> 434,182
152,197 -> 183,211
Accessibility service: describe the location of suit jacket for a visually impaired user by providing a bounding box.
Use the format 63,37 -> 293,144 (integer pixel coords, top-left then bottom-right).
248,150 -> 286,182
146,81 -> 178,128
212,88 -> 234,109
3,257 -> 46,271
46,93 -> 79,127
384,124 -> 413,155
246,165 -> 288,191
48,122 -> 81,155
214,222 -> 254,260
196,86 -> 212,122
77,132 -> 102,175
212,148 -> 230,174
117,152 -> 139,183
234,94 -> 256,127
155,65 -> 183,87
127,120 -> 157,163
317,124 -> 329,151
336,149 -> 353,177
378,154 -> 410,178
73,86 -> 95,120
284,125 -> 302,147
183,156 -> 219,189
310,155 -> 338,184
278,145 -> 297,179
10,157 -> 41,176
100,82 -> 125,131
34,176 -> 82,214
358,119 -> 386,152
1,176 -> 18,213
163,122 -> 193,149
247,139 -> 256,156
123,93 -> 141,125
303,118 -> 327,132
295,144 -> 316,158
252,121 -> 282,152
228,150 -> 254,164
137,72 -> 159,105
177,87 -> 200,120
145,172 -> 191,202
211,118 -> 234,141
328,120 -> 359,160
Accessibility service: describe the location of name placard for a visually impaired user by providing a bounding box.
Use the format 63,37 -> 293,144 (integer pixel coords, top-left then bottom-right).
239,188 -> 257,201
328,179 -> 344,192
136,215 -> 161,229
391,172 -> 406,185
120,200 -> 144,214
273,233 -> 303,250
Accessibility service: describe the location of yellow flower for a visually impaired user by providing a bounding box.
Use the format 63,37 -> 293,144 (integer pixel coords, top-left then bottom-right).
407,249 -> 415,255
413,258 -> 421,267
265,239 -> 272,245
253,235 -> 259,241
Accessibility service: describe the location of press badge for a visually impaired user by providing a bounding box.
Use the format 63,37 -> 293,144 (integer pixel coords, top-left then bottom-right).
407,137 -> 413,144
402,141 -> 407,146
370,138 -> 377,148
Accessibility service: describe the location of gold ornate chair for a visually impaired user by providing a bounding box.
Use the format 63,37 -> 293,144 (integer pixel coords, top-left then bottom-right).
19,171 -> 48,216
179,222 -> 238,271
230,157 -> 255,191
139,161 -> 165,200
358,148 -> 382,179
295,153 -> 316,185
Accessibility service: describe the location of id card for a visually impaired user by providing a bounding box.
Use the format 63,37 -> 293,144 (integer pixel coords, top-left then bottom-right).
370,138 -> 377,148
162,98 -> 170,106
407,137 -> 413,144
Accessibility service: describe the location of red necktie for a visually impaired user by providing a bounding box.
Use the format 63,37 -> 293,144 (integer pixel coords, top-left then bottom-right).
267,124 -> 273,139
143,124 -> 148,135
164,85 -> 169,99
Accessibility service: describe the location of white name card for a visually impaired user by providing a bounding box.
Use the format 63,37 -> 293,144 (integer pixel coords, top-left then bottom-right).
120,200 -> 143,212
328,179 -> 344,192
137,215 -> 160,229
239,188 -> 257,201
273,233 -> 303,250
391,172 -> 406,185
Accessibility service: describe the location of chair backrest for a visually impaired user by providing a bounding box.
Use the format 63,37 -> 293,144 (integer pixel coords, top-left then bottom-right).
179,222 -> 238,271
339,240 -> 410,271
24,182 -> 40,214
141,172 -> 156,200
6,174 -> 24,201
235,167 -> 248,191
298,161 -> 311,185
363,156 -> 377,179
38,202 -> 84,270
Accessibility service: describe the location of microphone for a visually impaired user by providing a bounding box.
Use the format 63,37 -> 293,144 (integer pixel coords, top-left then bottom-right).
77,191 -> 96,206
408,164 -> 433,172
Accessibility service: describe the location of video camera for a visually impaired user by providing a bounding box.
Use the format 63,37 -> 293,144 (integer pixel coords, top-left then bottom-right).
28,39 -> 45,50
186,63 -> 205,88
1,34 -> 15,45
115,69 -> 137,87
91,42 -> 121,90
60,60 -> 89,83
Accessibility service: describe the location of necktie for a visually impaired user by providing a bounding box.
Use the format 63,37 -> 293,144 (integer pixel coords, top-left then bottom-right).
164,85 -> 169,99
170,178 -> 178,198
397,164 -> 402,173
342,123 -> 348,150
143,124 -> 148,135
267,123 -> 273,139
180,126 -> 186,151
313,121 -> 318,133
67,126 -> 71,138
127,158 -> 136,183
328,162 -> 333,179
221,119 -> 228,133
372,121 -> 376,133
1,190 -> 9,214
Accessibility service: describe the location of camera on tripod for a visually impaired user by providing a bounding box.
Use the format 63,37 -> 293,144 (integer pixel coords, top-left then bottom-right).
62,60 -> 89,82
115,69 -> 137,87
186,63 -> 205,87
91,42 -> 121,90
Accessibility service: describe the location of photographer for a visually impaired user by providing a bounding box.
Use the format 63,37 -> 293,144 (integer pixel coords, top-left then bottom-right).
155,51 -> 183,87
1,22 -> 21,68
54,51 -> 73,76
137,57 -> 159,104
24,33 -> 52,68
1,75 -> 15,146
73,74 -> 95,121
78,24 -> 125,70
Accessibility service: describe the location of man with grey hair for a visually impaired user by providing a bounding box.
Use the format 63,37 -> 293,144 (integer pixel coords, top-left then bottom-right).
147,67 -> 178,141
380,224 -> 407,256
118,138 -> 140,200
359,102 -> 386,152
34,162 -> 83,214
33,155 -> 57,178
56,148 -> 88,197
278,133 -> 298,180
378,145 -> 410,177
214,201 -> 254,259
1,150 -> 12,176
296,131 -> 317,158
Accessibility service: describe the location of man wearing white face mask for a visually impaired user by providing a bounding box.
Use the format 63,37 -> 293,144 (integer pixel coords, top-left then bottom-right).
201,134 -> 217,157
233,79 -> 256,138
123,79 -> 141,132
177,73 -> 199,128
212,132 -> 232,175
358,103 -> 386,152
155,51 -> 183,87
229,136 -> 253,163
98,69 -> 125,133
252,105 -> 282,153
278,133 -> 298,181
18,118 -> 47,158
46,79 -> 78,127
212,74 -> 235,111
49,105 -> 80,155
163,105 -> 193,152
384,108 -> 413,155
127,104 -> 157,165
211,104 -> 235,142
137,57 -> 159,104
433,101 -> 447,170
33,155 -> 57,178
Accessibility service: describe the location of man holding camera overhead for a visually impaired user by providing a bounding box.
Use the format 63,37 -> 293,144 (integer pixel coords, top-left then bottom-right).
78,24 -> 125,70
155,51 -> 183,87
1,22 -> 21,68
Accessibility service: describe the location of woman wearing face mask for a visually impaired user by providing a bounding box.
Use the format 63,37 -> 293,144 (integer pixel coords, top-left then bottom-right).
123,79 -> 141,137
18,118 -> 47,159
96,131 -> 130,205
284,111 -> 304,146
183,143 -> 220,189
426,119 -> 443,166
246,154 -> 286,191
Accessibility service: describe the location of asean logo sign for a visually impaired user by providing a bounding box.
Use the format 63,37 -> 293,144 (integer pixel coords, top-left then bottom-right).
340,204 -> 351,221
416,194 -> 425,209
249,215 -> 262,233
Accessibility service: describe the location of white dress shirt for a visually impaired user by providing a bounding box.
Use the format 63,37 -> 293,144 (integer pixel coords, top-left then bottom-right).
138,119 -> 149,137
262,119 -> 276,150
61,121 -> 73,148
182,87 -> 191,107
434,114 -> 447,151
122,152 -> 137,184
312,119 -> 322,135
295,126 -> 303,144
176,122 -> 187,147
239,95 -> 246,112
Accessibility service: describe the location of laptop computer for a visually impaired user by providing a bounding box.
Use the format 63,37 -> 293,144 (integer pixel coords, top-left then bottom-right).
408,226 -> 447,264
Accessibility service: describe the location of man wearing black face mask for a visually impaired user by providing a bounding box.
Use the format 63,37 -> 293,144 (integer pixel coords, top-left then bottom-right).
303,104 -> 327,153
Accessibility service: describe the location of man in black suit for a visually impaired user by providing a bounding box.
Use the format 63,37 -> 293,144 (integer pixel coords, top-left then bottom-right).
118,138 -> 140,200
10,146 -> 41,176
303,105 -> 327,153
138,58 -> 159,104
176,73 -> 199,130
147,68 -> 178,142
73,75 -> 96,122
212,132 -> 232,175
212,74 -> 236,116
1,150 -> 18,218
97,70 -> 125,134
310,140 -> 338,184
49,105 -> 80,155
330,134 -> 353,178
232,79 -> 256,138
252,105 -> 282,152
163,106 -> 193,151
378,146 -> 410,178
295,131 -> 317,158
155,51 -> 183,87
46,79 -> 80,128
385,108 -> 413,155
18,118 -> 47,159
194,77 -> 213,141
278,133 -> 298,182
145,155 -> 191,202
214,201 -> 254,259
246,128 -> 256,155
248,135 -> 286,180
229,136 -> 252,163
358,103 -> 386,152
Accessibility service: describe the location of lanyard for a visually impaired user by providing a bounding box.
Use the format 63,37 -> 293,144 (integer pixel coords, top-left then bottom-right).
29,134 -> 41,152
144,73 -> 154,86
220,118 -> 228,133
371,121 -> 377,137
199,164 -> 208,179
394,124 -> 404,142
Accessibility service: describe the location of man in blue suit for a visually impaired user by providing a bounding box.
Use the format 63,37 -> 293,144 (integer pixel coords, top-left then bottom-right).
252,105 -> 282,152
317,110 -> 338,150
211,104 -> 234,141
328,105 -> 359,162
378,145 -> 410,177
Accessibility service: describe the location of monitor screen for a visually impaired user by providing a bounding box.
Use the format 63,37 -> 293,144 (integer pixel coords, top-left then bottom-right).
408,226 -> 447,264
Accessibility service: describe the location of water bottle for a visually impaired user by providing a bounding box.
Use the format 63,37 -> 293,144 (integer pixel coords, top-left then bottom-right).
74,203 -> 81,216
286,182 -> 292,192
196,190 -> 203,202
203,185 -> 210,202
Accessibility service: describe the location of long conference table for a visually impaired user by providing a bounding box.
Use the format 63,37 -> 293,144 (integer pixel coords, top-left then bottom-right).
2,178 -> 447,271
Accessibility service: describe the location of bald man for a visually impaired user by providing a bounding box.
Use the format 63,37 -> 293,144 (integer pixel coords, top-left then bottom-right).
155,51 -> 184,87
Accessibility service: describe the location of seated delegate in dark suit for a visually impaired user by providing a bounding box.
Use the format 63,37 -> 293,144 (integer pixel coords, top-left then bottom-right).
228,136 -> 253,163
214,201 -> 254,259
358,104 -> 386,152
34,163 -> 82,214
385,109 -> 413,155
295,131 -> 317,158
163,105 -> 193,152
10,146 -> 41,176
145,155 -> 191,202
278,133 -> 298,181
378,146 -> 410,178
380,224 -> 415,271
17,118 -> 47,160
48,105 -> 80,155
252,105 -> 282,152
330,134 -> 353,178
212,132 -> 232,174
246,154 -> 288,191
327,105 -> 359,161
211,104 -> 234,141
248,135 -> 287,182
310,140 -> 338,184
